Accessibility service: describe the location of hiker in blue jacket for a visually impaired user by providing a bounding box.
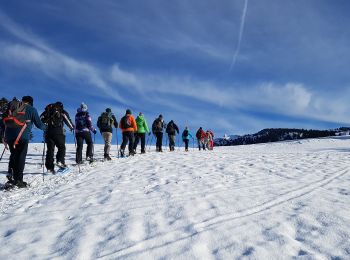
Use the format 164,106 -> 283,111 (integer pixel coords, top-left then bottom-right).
3,96 -> 46,188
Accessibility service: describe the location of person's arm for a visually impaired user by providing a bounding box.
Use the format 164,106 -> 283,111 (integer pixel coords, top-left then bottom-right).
144,118 -> 149,133
31,107 -> 46,131
132,116 -> 137,132
175,124 -> 179,134
62,110 -> 74,130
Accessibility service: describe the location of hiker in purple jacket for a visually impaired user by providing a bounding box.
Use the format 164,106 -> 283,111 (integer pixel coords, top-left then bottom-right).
75,103 -> 97,164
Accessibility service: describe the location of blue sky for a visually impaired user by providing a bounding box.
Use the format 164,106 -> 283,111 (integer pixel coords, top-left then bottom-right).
1,0 -> 350,141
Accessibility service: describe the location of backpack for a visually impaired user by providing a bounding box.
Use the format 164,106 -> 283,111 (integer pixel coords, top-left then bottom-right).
183,129 -> 189,138
167,122 -> 175,134
3,100 -> 28,128
99,112 -> 113,130
153,119 -> 163,132
76,112 -> 88,130
44,103 -> 63,128
121,115 -> 132,129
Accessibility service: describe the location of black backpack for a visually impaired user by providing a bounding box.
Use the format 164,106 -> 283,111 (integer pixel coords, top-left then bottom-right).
44,103 -> 64,128
121,115 -> 132,129
153,118 -> 163,132
3,100 -> 28,128
183,129 -> 189,138
99,112 -> 113,130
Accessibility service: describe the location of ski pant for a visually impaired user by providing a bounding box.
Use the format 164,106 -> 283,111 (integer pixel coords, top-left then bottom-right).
76,131 -> 93,163
134,132 -> 146,153
155,132 -> 163,151
8,152 -> 14,174
120,131 -> 134,154
168,134 -> 176,151
102,132 -> 112,156
197,138 -> 206,150
8,139 -> 28,182
184,139 -> 189,151
45,133 -> 66,170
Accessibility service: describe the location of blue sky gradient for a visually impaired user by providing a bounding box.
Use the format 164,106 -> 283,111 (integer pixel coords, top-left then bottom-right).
1,0 -> 349,142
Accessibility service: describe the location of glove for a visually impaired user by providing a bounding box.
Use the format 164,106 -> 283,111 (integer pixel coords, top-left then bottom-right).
93,129 -> 97,135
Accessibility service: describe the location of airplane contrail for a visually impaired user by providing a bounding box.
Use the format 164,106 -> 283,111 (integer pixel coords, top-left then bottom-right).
230,0 -> 248,71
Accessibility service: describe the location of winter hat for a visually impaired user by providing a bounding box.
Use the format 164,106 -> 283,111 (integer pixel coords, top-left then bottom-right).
126,109 -> 132,114
22,96 -> 33,106
55,101 -> 63,109
159,114 -> 163,119
139,112 -> 143,116
106,108 -> 112,113
80,102 -> 88,112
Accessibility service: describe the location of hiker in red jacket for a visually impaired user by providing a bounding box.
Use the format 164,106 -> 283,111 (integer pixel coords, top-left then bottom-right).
195,127 -> 206,150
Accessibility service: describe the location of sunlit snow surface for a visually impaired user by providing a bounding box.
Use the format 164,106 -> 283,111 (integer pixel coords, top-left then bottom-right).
1,137 -> 350,259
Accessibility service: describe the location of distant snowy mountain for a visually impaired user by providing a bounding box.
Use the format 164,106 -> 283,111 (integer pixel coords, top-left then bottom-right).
214,128 -> 345,146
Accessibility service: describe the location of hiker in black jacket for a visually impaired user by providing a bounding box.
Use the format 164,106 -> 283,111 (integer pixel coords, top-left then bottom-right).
40,102 -> 74,173
152,114 -> 166,152
166,120 -> 179,151
97,108 -> 118,161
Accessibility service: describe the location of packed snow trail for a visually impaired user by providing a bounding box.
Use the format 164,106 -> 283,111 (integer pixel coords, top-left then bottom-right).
0,137 -> 350,259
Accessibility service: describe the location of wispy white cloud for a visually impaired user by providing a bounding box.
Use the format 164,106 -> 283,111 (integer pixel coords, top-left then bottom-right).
230,0 -> 248,70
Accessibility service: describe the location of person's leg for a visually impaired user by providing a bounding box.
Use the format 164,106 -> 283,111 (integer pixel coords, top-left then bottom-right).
128,132 -> 135,155
140,133 -> 146,153
120,132 -> 128,156
55,134 -> 66,165
45,134 -> 55,170
9,139 -> 28,184
85,132 -> 93,159
169,135 -> 175,151
133,133 -> 140,151
184,139 -> 189,151
102,132 -> 112,157
76,133 -> 84,163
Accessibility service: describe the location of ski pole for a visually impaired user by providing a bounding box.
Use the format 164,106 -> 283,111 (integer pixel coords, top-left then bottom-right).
192,138 -> 195,151
42,138 -> 46,182
73,133 -> 81,173
92,132 -> 95,161
116,128 -> 120,158
0,146 -> 6,161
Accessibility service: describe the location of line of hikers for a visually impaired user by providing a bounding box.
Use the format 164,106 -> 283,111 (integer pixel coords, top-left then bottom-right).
0,96 -> 214,188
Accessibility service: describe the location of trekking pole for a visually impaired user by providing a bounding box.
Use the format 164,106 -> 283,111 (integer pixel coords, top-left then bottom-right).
92,132 -> 95,160
177,135 -> 180,151
42,138 -> 46,182
116,128 -> 120,158
73,133 -> 81,173
0,146 -> 6,161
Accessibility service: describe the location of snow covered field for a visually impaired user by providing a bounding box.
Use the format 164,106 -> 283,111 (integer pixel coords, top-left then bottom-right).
0,137 -> 350,259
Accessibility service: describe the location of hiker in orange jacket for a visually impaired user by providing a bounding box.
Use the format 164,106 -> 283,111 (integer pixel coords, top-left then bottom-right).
119,109 -> 137,157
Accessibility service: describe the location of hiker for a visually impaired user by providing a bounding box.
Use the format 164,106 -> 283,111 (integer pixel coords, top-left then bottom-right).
75,103 -> 97,164
152,114 -> 166,152
196,127 -> 206,150
40,101 -> 74,173
97,108 -> 118,161
119,109 -> 137,157
0,97 -> 15,177
133,112 -> 150,154
182,126 -> 193,152
206,130 -> 214,150
2,96 -> 46,188
166,120 -> 179,151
